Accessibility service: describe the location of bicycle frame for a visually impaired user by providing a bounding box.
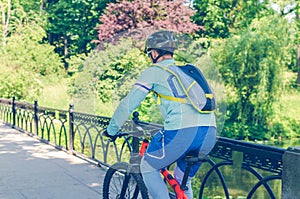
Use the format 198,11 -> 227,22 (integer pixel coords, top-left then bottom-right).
103,112 -> 211,199
138,138 -> 188,199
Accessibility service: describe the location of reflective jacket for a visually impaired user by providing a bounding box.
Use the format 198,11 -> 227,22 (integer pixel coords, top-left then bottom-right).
107,59 -> 216,135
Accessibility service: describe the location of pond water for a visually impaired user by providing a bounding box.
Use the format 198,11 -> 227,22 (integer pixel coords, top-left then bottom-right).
262,138 -> 300,149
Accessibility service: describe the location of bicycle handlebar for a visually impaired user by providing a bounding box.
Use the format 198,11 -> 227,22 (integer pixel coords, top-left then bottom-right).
115,111 -> 162,140
132,111 -> 162,129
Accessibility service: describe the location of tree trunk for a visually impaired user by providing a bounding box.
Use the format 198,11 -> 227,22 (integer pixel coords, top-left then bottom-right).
297,45 -> 300,85
63,35 -> 69,70
1,2 -> 6,46
1,0 -> 11,47
297,11 -> 300,86
39,0 -> 44,16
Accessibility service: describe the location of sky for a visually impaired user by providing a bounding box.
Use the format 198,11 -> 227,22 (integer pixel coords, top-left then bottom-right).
271,2 -> 297,22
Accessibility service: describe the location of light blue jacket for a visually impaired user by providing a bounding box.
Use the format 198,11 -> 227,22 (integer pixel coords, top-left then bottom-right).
107,59 -> 216,135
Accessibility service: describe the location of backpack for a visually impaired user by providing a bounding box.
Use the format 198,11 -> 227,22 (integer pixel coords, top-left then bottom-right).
152,62 -> 216,113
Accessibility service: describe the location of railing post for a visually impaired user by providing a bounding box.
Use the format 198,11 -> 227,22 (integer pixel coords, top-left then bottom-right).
282,146 -> 300,199
69,104 -> 74,151
34,100 -> 39,136
12,96 -> 16,127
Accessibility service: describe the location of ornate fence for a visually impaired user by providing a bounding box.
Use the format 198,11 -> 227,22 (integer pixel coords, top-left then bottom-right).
0,97 -> 286,198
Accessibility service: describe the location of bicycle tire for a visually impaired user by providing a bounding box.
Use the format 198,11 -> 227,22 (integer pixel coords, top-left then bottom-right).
103,162 -> 149,199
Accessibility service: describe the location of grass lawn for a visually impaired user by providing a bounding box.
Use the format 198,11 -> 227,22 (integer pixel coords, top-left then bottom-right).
37,78 -> 72,110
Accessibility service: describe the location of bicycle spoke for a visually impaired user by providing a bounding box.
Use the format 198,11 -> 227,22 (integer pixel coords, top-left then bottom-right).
103,162 -> 148,199
132,183 -> 140,199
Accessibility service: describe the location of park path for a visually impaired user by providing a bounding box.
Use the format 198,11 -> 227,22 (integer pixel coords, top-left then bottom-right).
0,122 -> 106,199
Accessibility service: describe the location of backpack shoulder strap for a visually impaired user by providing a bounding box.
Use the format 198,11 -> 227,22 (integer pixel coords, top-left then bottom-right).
151,62 -> 216,113
150,62 -> 187,104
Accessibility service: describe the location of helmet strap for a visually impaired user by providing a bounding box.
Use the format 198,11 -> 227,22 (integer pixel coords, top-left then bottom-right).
152,53 -> 163,64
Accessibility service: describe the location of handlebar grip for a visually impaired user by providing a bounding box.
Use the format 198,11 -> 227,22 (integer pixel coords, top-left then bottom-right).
132,111 -> 140,123
133,111 -> 139,117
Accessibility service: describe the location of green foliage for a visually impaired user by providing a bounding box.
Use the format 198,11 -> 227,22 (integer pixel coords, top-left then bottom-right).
192,0 -> 272,38
36,78 -> 72,110
0,71 -> 40,100
45,0 -> 113,62
0,21 -> 65,101
270,88 -> 300,140
8,25 -> 63,75
80,39 -> 149,102
70,39 -> 160,117
269,116 -> 300,141
1,0 -> 299,142
65,53 -> 87,74
213,16 -> 294,140
96,47 -> 148,103
17,0 -> 40,13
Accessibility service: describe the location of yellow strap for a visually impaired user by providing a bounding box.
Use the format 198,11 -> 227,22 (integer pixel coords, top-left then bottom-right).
151,63 -> 215,112
158,94 -> 187,103
186,81 -> 196,92
205,94 -> 213,99
151,91 -> 162,104
155,92 -> 214,113
174,61 -> 185,66
199,110 -> 213,114
157,95 -> 161,105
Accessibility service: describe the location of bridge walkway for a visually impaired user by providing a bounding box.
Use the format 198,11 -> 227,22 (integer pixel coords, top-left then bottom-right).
0,123 -> 106,199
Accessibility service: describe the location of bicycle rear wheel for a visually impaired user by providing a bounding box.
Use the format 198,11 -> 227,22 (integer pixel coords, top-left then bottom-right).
103,162 -> 149,199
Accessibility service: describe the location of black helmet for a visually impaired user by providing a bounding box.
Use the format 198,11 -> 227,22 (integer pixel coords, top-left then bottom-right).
145,30 -> 178,54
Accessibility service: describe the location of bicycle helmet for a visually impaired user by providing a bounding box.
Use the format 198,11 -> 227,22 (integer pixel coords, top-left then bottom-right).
144,30 -> 178,54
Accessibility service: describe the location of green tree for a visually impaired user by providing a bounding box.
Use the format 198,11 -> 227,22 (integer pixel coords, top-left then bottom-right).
297,8 -> 300,85
267,1 -> 299,85
70,39 -> 156,117
192,0 -> 272,38
278,1 -> 300,85
0,21 -> 65,100
45,0 -> 113,70
214,16 -> 293,140
0,0 -> 11,46
17,0 -> 41,14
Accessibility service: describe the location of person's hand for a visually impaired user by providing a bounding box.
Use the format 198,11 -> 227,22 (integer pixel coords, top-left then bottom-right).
102,129 -> 118,142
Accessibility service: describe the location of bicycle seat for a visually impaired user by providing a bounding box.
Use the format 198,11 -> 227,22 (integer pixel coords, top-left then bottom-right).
179,153 -> 210,191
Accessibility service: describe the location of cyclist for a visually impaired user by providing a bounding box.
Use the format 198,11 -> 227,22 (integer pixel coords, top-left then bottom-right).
104,30 -> 216,199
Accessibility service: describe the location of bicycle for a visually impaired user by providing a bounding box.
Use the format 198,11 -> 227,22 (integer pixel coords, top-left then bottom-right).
102,111 -> 210,199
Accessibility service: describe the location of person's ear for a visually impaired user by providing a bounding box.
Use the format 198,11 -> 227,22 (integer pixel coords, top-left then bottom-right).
152,50 -> 159,59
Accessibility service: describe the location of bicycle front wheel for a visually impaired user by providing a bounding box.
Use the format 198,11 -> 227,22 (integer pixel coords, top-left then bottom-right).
103,162 -> 149,199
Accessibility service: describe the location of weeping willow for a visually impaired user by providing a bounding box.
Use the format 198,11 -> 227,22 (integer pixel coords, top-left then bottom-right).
218,16 -> 293,139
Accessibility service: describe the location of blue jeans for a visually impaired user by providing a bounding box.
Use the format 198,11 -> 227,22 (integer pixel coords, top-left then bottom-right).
140,126 -> 216,199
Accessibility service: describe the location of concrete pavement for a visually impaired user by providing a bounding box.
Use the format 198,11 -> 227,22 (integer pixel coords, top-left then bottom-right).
0,123 -> 106,199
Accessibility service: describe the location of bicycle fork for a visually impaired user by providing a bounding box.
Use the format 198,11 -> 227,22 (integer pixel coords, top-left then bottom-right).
118,171 -> 141,199
118,139 -> 148,199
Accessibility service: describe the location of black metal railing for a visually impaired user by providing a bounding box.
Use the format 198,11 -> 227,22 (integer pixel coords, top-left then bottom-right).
0,97 -> 286,198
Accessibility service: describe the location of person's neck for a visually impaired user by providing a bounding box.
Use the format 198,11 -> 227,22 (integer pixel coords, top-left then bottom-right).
156,54 -> 173,63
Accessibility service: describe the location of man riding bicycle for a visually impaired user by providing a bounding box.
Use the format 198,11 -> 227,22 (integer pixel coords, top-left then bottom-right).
104,30 -> 217,199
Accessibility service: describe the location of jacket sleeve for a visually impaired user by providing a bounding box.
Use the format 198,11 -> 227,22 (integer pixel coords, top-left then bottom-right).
106,67 -> 156,135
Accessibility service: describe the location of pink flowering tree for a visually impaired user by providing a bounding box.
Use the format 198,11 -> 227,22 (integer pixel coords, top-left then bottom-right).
93,0 -> 200,47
